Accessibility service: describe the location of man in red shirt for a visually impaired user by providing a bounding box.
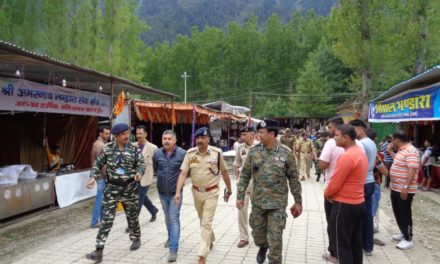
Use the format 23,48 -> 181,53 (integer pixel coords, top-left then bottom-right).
325,124 -> 368,264
387,130 -> 419,250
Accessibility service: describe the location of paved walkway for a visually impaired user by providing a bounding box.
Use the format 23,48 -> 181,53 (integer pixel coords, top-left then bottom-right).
14,178 -> 413,264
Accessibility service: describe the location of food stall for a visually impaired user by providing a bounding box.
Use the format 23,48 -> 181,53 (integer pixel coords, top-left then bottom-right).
368,65 -> 440,188
0,41 -> 175,220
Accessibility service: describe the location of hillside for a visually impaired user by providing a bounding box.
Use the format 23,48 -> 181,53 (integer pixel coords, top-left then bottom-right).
137,0 -> 336,44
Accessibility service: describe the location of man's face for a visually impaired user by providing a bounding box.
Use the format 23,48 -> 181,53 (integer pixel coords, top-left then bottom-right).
195,135 -> 209,148
241,132 -> 254,145
258,128 -> 275,146
302,134 -> 307,140
115,130 -> 130,145
100,129 -> 111,141
285,129 -> 292,137
326,122 -> 336,137
136,128 -> 147,142
353,126 -> 363,139
334,129 -> 345,147
162,134 -> 176,150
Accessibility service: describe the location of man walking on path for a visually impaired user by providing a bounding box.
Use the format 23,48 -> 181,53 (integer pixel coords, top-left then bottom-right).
296,131 -> 317,181
90,125 -> 110,228
237,119 -> 302,264
174,127 -> 232,264
319,117 -> 344,263
234,126 -> 259,248
85,123 -> 145,263
134,125 -> 159,222
350,119 -> 377,256
387,130 -> 420,250
153,130 -> 186,262
325,124 -> 368,264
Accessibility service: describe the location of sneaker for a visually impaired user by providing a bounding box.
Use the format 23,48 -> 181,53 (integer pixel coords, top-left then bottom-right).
374,238 -> 386,246
321,253 -> 337,263
396,239 -> 415,250
130,240 -> 141,251
363,250 -> 372,256
392,233 -> 404,241
168,251 -> 177,262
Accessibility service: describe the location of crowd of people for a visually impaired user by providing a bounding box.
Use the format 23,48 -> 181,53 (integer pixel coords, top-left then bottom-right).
82,116 -> 428,264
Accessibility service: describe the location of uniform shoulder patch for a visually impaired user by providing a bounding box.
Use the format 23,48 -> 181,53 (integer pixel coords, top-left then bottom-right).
187,147 -> 197,153
280,144 -> 293,153
209,146 -> 222,153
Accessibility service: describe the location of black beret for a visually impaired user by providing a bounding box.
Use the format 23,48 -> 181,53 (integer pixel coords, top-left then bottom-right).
257,119 -> 279,130
194,127 -> 210,137
111,123 -> 129,135
240,126 -> 255,133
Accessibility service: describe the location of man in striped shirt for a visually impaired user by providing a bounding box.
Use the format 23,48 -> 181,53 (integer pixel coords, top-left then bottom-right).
387,130 -> 420,250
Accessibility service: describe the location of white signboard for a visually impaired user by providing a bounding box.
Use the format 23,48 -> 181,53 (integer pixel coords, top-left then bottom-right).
0,78 -> 111,117
54,170 -> 96,208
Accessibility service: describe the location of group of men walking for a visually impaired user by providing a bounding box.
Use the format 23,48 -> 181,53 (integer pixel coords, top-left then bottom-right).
83,116 -> 420,264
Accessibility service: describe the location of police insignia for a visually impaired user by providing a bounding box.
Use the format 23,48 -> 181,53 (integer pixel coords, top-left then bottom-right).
260,121 -> 266,127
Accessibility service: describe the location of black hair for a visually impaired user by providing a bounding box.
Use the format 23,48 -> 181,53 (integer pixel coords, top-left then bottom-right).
266,127 -> 279,137
366,128 -> 377,141
336,124 -> 356,140
349,119 -> 368,129
136,125 -> 148,133
320,131 -> 329,137
326,117 -> 344,126
392,130 -> 409,142
384,135 -> 392,142
98,125 -> 110,134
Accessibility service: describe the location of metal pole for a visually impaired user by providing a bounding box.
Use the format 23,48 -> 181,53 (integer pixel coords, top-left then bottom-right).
181,71 -> 190,103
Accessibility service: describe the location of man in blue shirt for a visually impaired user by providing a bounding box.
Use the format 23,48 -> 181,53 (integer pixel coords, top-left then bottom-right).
350,119 -> 377,256
153,130 -> 186,262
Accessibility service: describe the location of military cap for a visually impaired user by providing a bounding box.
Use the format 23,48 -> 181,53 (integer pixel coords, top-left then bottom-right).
111,123 -> 129,135
194,127 -> 210,137
257,119 -> 279,130
240,126 -> 255,133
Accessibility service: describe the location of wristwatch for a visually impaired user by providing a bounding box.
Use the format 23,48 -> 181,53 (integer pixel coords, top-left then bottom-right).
403,185 -> 409,189
227,191 -> 232,195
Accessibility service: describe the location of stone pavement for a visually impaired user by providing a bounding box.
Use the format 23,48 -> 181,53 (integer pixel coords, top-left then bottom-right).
14,178 -> 413,264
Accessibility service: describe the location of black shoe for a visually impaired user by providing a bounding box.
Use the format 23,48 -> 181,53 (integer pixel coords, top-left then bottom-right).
257,246 -> 268,264
150,210 -> 158,222
86,248 -> 103,263
130,240 -> 141,251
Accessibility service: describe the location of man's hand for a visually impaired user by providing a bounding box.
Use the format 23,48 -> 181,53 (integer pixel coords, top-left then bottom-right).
86,178 -> 96,189
134,173 -> 142,182
400,188 -> 408,200
223,191 -> 231,202
236,200 -> 244,209
290,203 -> 303,218
174,192 -> 181,205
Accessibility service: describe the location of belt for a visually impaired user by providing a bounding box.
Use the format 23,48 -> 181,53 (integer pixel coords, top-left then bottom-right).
108,179 -> 134,187
192,184 -> 218,193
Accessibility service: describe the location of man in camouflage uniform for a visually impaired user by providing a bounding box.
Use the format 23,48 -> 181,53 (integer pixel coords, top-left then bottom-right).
237,119 -> 303,264
314,131 -> 328,182
86,123 -> 145,263
296,131 -> 317,181
280,128 -> 295,151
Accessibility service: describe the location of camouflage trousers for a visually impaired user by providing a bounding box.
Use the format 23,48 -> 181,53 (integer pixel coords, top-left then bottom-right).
250,206 -> 287,264
96,181 -> 140,249
314,152 -> 322,176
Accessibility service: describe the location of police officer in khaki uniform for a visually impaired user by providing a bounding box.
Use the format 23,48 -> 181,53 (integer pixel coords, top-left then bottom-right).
234,126 -> 259,248
174,127 -> 232,264
296,131 -> 317,181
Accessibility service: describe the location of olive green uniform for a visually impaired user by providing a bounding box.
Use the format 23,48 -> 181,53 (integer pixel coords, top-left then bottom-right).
237,143 -> 302,264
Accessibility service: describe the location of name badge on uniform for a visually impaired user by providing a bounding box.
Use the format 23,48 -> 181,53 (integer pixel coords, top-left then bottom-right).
241,149 -> 246,156
115,167 -> 125,175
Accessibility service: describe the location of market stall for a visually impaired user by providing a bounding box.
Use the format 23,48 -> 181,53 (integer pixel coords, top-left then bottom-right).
369,65 -> 440,188
0,41 -> 176,219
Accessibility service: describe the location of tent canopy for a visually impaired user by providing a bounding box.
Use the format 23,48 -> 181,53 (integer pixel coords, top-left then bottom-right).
134,100 -> 247,125
0,41 -> 176,98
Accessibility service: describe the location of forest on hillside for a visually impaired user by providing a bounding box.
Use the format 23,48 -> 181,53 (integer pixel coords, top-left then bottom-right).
1,0 -> 440,118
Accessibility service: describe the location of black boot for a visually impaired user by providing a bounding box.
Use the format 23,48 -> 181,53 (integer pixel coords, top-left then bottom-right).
86,248 -> 103,263
316,174 -> 321,182
130,239 -> 141,251
257,246 -> 268,264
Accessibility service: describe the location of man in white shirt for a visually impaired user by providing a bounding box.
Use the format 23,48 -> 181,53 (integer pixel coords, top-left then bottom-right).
318,117 -> 344,263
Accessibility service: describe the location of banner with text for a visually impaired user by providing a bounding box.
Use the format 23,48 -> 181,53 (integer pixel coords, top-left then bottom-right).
0,78 -> 111,117
369,83 -> 440,122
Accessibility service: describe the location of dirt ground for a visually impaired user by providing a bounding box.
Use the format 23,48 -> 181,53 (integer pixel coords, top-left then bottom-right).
380,187 -> 440,263
1,186 -> 439,264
